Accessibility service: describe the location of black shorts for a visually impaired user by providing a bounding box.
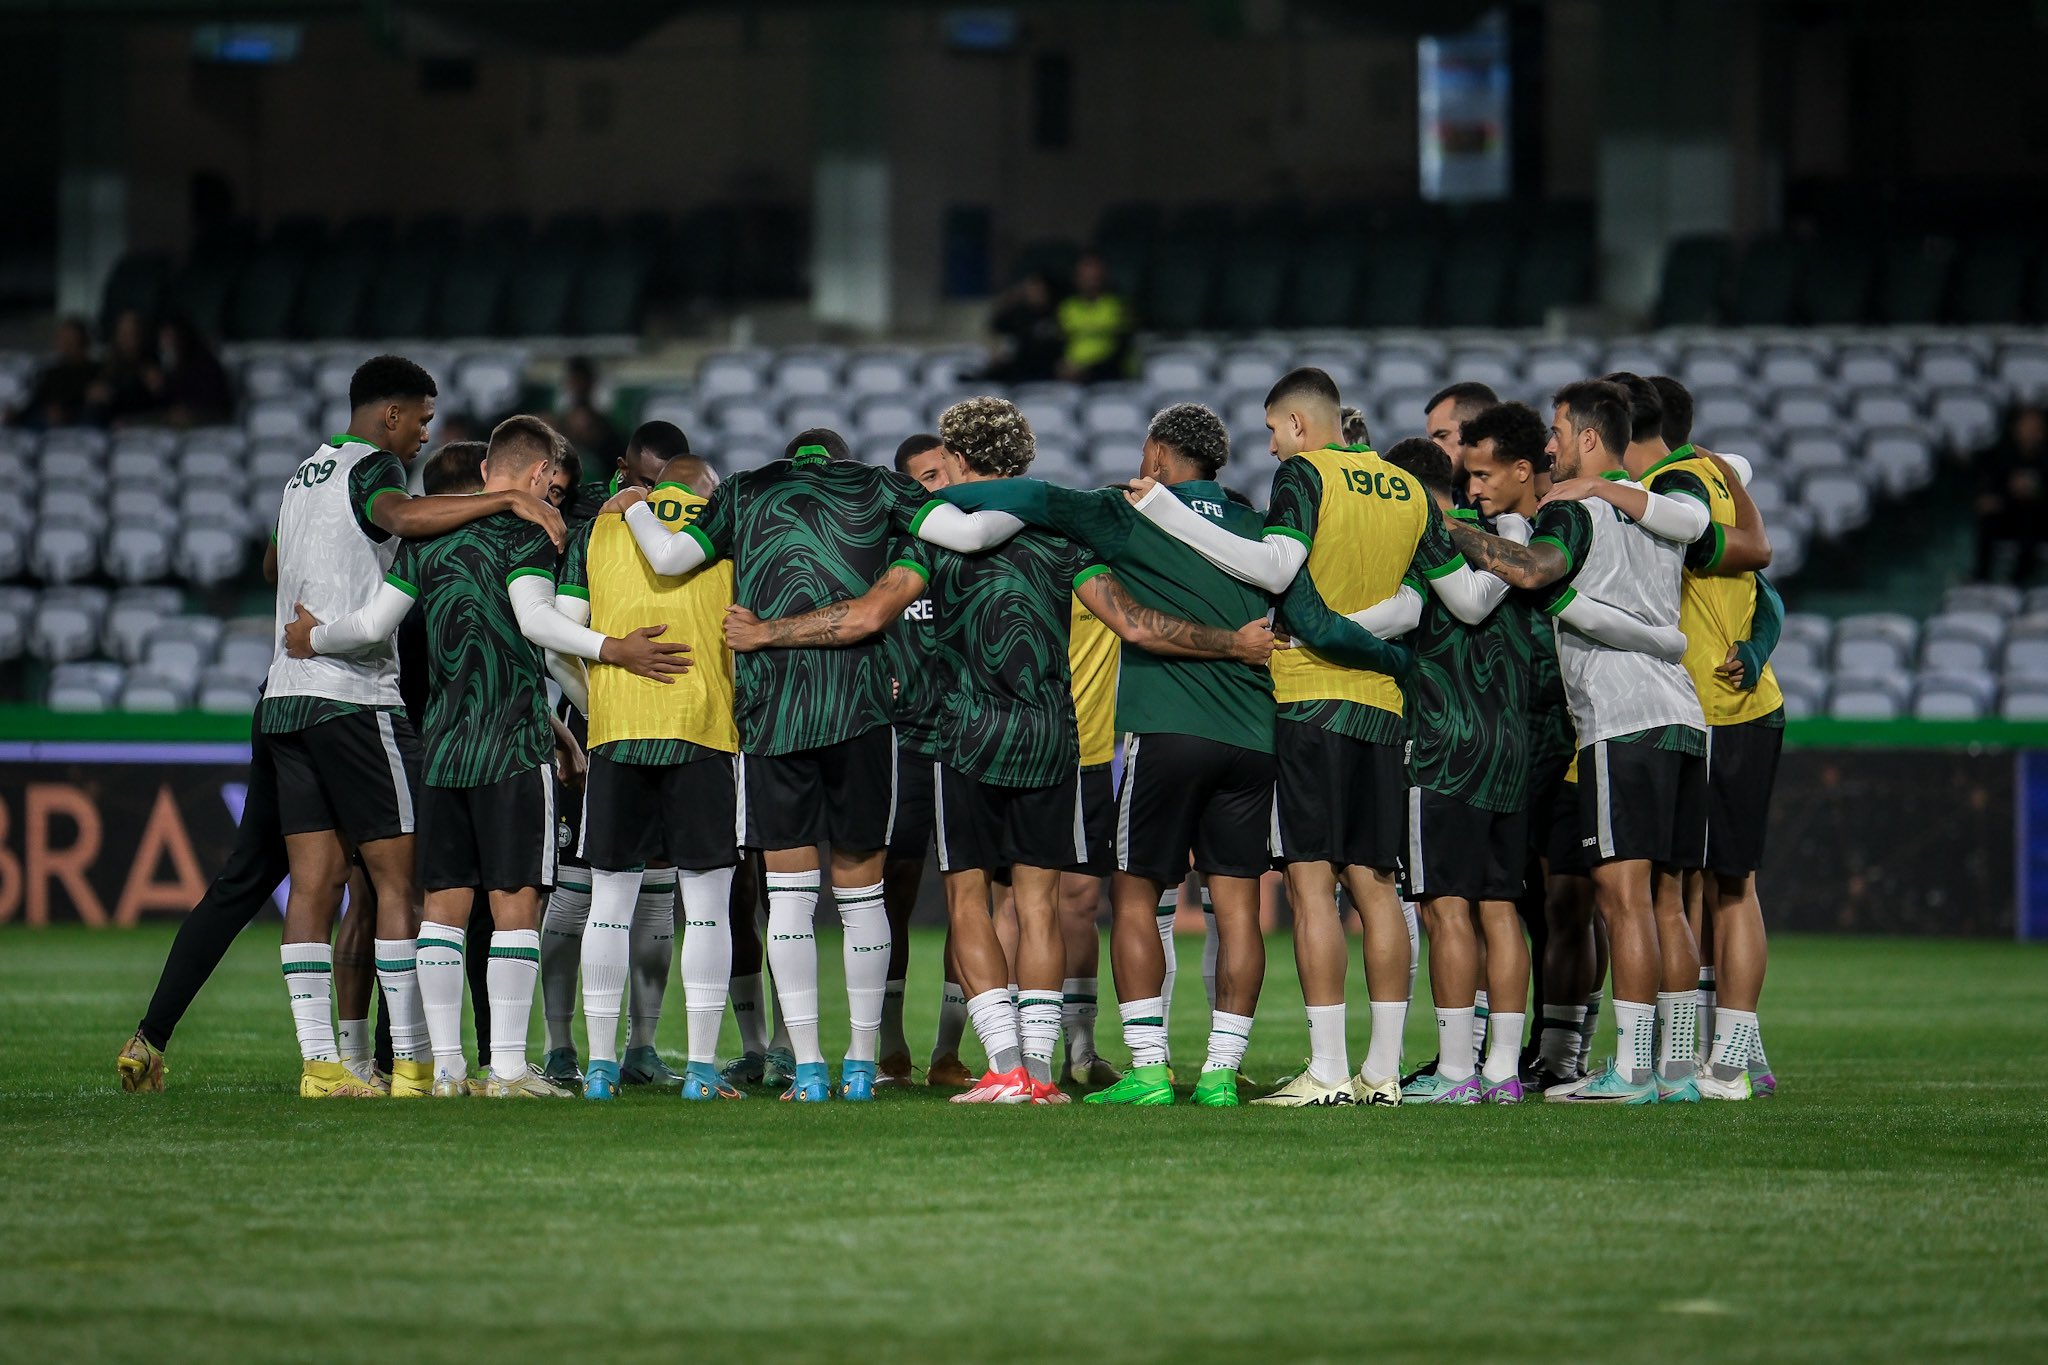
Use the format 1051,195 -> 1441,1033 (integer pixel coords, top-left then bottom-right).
1402,787 -> 1528,901
580,749 -> 740,873
887,746 -> 936,862
1533,776 -> 1590,877
271,709 -> 422,844
1270,720 -> 1405,872
1705,715 -> 1784,878
1115,732 -> 1276,885
934,763 -> 1086,873
418,766 -> 557,893
1066,764 -> 1117,877
737,727 -> 897,852
1577,737 -> 1708,869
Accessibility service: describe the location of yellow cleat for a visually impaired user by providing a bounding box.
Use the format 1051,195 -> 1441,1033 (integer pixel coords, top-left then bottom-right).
388,1060 -> 435,1099
1250,1063 -> 1358,1107
299,1060 -> 386,1098
1353,1073 -> 1402,1107
431,1074 -> 472,1098
117,1031 -> 165,1094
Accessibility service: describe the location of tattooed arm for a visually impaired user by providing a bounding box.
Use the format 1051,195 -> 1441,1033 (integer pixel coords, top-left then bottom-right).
1075,571 -> 1273,665
1448,520 -> 1571,592
722,563 -> 930,653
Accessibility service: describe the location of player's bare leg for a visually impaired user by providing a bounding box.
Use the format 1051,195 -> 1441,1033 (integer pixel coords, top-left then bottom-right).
927,929 -> 975,1087
1007,865 -> 1067,1094
1652,865 -> 1703,1096
1264,860 -> 1354,1101
942,868 -> 1029,1099
877,853 -> 924,1084
1190,873 -> 1264,1106
1477,898 -> 1530,1094
332,867 -> 377,1085
1343,863 -> 1408,1102
472,886 -> 561,1096
279,831 -> 377,1098
1555,859 -> 1659,1102
1059,873 -> 1115,1087
1412,894 -> 1482,1101
354,833 -> 429,1094
826,846 -> 892,1098
1703,870 -> 1770,1098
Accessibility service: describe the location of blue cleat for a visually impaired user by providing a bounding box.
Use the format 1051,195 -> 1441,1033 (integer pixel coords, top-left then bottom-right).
682,1061 -> 745,1100
763,1048 -> 798,1090
780,1061 -> 831,1103
1656,1068 -> 1702,1104
1547,1059 -> 1658,1105
838,1059 -> 877,1101
583,1058 -> 621,1101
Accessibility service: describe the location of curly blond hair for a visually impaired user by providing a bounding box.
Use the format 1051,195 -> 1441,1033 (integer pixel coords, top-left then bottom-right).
938,396 -> 1035,477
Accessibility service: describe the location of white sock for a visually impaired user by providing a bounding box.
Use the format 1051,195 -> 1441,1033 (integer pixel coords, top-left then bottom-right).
627,867 -> 677,1051
836,881 -> 890,1064
1156,888 -> 1179,1035
1402,901 -> 1420,1001
765,872 -> 822,1066
1697,964 -> 1717,1064
416,923 -> 467,1079
1709,1006 -> 1760,1072
678,867 -> 735,1065
1579,989 -> 1603,1071
336,1017 -> 371,1074
1750,1024 -> 1771,1070
540,876 -> 590,1054
1062,977 -> 1098,1061
1615,998 -> 1656,1082
1306,1002 -> 1349,1086
1203,1009 -> 1254,1074
1119,996 -> 1169,1068
375,937 -> 428,1065
1201,901 -> 1219,1011
581,868 -> 639,1066
933,981 -> 968,1062
1364,999 -> 1407,1085
1435,1006 -> 1477,1081
487,928 -> 540,1082
966,987 -> 1022,1074
1656,989 -> 1698,1079
1539,1005 -> 1585,1070
1017,991 -> 1063,1082
1472,989 -> 1491,1058
1484,1011 -> 1525,1083
730,972 -> 770,1054
282,942 -> 338,1063
881,978 -> 909,1060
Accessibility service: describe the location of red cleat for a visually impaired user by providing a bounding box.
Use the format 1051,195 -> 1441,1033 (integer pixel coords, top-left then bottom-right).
950,1065 -> 1036,1104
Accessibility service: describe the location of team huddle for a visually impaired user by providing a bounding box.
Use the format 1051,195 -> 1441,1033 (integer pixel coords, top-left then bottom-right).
117,351 -> 1784,1107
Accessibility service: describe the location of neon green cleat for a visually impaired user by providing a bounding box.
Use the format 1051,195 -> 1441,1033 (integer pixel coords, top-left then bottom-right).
1191,1069 -> 1240,1107
1082,1062 -> 1174,1105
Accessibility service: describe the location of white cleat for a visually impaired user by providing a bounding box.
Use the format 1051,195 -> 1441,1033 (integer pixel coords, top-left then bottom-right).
1250,1063 -> 1359,1107
1697,1067 -> 1753,1101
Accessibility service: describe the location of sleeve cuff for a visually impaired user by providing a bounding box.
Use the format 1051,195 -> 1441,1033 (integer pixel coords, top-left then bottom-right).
362,486 -> 405,523
908,499 -> 944,536
683,523 -> 717,562
1530,533 -> 1573,572
383,571 -> 419,597
1264,524 -> 1313,550
556,584 -> 590,601
888,557 -> 931,579
1543,585 -> 1577,617
1701,521 -> 1727,572
1421,554 -> 1467,580
506,566 -> 555,588
1073,563 -> 1112,588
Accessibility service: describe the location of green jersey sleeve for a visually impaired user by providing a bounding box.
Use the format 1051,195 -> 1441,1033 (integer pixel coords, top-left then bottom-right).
386,538 -> 423,597
557,520 -> 595,600
688,483 -> 734,562
1279,572 -> 1415,680
347,451 -> 408,543
884,467 -> 947,533
1264,459 -> 1322,549
505,521 -> 559,589
1532,502 -> 1595,611
887,534 -> 936,584
1409,500 -> 1466,581
1732,573 -> 1785,689
1653,468 -> 1722,570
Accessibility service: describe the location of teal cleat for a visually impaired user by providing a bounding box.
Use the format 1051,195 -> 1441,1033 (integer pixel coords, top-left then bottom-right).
1403,1072 -> 1484,1104
583,1058 -> 621,1101
838,1059 -> 877,1101
719,1051 -> 766,1086
763,1048 -> 798,1090
1547,1059 -> 1658,1105
1656,1068 -> 1702,1104
780,1061 -> 830,1103
541,1047 -> 583,1090
682,1062 -> 745,1100
620,1046 -> 685,1087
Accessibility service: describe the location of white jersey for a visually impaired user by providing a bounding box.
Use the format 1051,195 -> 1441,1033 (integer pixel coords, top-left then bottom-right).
1551,489 -> 1704,746
264,436 -> 406,707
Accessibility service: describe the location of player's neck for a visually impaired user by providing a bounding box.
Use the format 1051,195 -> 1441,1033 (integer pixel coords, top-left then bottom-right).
1622,439 -> 1669,479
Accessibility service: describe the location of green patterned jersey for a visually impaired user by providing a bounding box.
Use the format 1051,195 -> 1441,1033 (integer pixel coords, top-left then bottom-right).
681,455 -> 940,756
885,536 -> 944,758
895,528 -> 1100,788
1402,513 -> 1534,812
1525,604 -> 1575,781
387,512 -> 557,788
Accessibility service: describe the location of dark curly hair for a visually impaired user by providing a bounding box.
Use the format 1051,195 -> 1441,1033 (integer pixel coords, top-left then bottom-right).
1460,400 -> 1553,475
938,396 -> 1035,476
1145,402 -> 1229,477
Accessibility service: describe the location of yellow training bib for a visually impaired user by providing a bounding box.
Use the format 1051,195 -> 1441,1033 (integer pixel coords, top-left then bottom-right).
1647,453 -> 1784,727
584,488 -> 738,753
1069,593 -> 1118,768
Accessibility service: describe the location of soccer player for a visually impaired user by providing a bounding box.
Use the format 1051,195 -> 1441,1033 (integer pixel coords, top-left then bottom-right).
1127,368 -> 1503,1107
1446,380 -> 1712,1105
551,452 -> 743,1101
286,415 -> 687,1097
608,426 -> 1020,1101
262,357 -> 566,1099
725,398 -> 1274,1102
1424,381 -> 1501,489
1643,375 -> 1785,1099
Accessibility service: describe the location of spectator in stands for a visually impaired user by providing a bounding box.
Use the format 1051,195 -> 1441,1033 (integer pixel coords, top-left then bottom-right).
1341,406 -> 1371,447
143,316 -> 234,428
86,309 -> 161,425
5,317 -> 96,429
1974,404 -> 2048,583
981,272 -> 1063,383
554,355 -> 623,466
1057,252 -> 1130,383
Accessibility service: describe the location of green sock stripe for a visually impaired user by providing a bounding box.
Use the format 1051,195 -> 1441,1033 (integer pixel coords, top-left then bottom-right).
1066,993 -> 1098,1004
1213,1027 -> 1252,1040
489,946 -> 541,962
281,962 -> 331,975
1124,1016 -> 1164,1027
374,958 -> 415,972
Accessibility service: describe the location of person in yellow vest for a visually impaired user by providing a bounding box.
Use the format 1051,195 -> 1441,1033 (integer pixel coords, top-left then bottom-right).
1643,375 -> 1785,1100
1059,591 -> 1123,1088
1128,366 -> 1506,1106
554,453 -> 743,1102
1057,252 -> 1130,384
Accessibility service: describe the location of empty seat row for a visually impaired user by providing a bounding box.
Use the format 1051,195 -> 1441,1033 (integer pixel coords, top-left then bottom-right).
1778,670 -> 2048,722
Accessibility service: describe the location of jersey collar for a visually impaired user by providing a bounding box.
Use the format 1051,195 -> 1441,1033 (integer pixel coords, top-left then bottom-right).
1324,442 -> 1376,455
1598,468 -> 1630,482
1639,445 -> 1696,480
329,433 -> 375,449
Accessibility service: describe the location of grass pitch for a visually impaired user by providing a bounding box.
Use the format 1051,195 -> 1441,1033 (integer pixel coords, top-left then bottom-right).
3,926 -> 2045,1364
